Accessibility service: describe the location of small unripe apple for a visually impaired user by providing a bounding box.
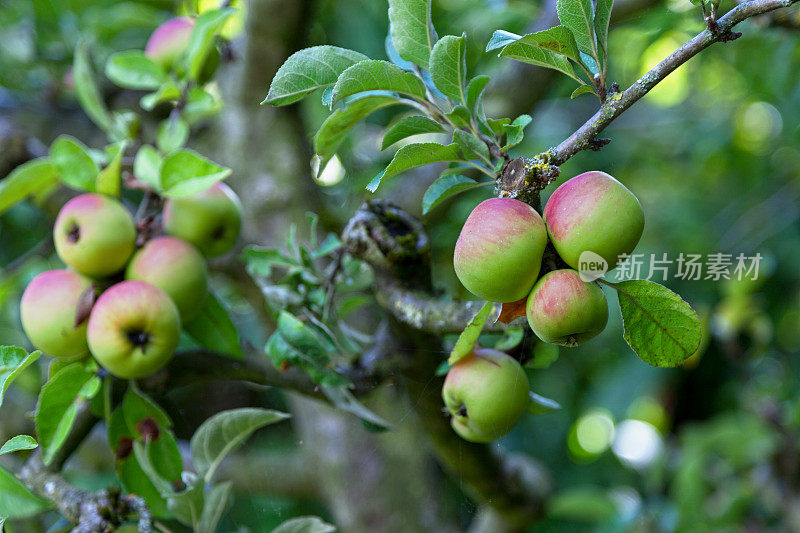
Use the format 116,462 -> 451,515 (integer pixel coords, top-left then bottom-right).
442,349 -> 530,442
87,280 -> 180,379
162,182 -> 242,257
20,270 -> 92,358
526,269 -> 608,346
145,17 -> 195,71
53,194 -> 137,278
543,171 -> 644,270
454,198 -> 548,302
125,236 -> 208,322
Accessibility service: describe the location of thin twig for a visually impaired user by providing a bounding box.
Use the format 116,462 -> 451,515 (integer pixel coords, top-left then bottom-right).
548,0 -> 798,166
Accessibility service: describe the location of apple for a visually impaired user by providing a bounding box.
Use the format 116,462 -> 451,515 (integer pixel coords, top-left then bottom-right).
442,348 -> 530,442
53,194 -> 137,278
453,198 -> 548,302
87,280 -> 180,379
19,270 -> 92,358
145,17 -> 195,71
526,269 -> 608,346
125,236 -> 208,322
162,182 -> 242,257
543,171 -> 644,270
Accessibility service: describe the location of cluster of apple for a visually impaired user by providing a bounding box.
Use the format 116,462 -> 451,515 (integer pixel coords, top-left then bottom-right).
19,183 -> 242,379
442,171 -> 645,442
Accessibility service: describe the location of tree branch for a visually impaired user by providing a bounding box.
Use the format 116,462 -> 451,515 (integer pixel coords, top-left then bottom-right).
547,0 -> 798,166
340,200 -> 551,528
372,275 -> 502,334
342,200 -> 508,334
139,350 -> 325,400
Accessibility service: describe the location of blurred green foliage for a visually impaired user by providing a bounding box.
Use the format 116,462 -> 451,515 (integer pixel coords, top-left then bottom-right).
1,0 -> 800,531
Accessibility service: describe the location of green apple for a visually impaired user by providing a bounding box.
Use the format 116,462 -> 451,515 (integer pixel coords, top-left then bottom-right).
19,269 -> 92,358
454,197 -> 548,302
53,194 -> 137,278
145,17 -> 195,71
87,280 -> 180,379
125,236 -> 208,323
526,269 -> 608,346
543,171 -> 644,270
162,182 -> 242,257
442,348 -> 530,442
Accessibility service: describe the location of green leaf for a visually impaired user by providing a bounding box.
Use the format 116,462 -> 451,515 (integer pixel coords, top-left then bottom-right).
0,465 -> 49,519
501,114 -> 532,150
330,60 -> 427,106
0,159 -> 58,215
131,441 -> 178,496
156,117 -> 190,153
169,485 -> 206,529
0,435 -> 37,455
50,135 -> 99,191
448,301 -> 497,365
570,84 -> 597,99
109,412 -> 169,517
486,30 -> 522,52
197,481 -> 232,533
487,117 -> 511,137
381,115 -> 445,150
321,86 -> 334,107
96,141 -> 126,197
109,390 -> 180,519
429,34 -> 467,104
613,280 -> 702,367
594,0 -> 614,70
527,391 -> 562,414
580,51 -> 599,76
265,312 -> 348,387
73,40 -> 113,133
0,348 -> 40,410
191,408 -> 290,482
264,46 -> 369,106
35,363 -> 97,464
184,87 -> 222,123
368,142 -> 462,193
493,326 -> 525,351
556,0 -> 596,56
529,342 -> 560,368
133,145 -> 163,190
272,516 -> 336,533
466,75 -> 490,111
183,7 -> 235,80
388,0 -> 437,69
183,293 -> 243,359
453,129 -> 489,162
321,385 -> 392,430
499,38 -> 582,84
109,110 -> 140,142
160,150 -> 231,197
507,26 -> 583,65
421,174 -> 485,215
105,50 -> 167,90
140,80 -> 181,111
243,246 -> 300,278
548,486 -> 617,522
444,105 -> 472,128
315,95 -> 400,159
